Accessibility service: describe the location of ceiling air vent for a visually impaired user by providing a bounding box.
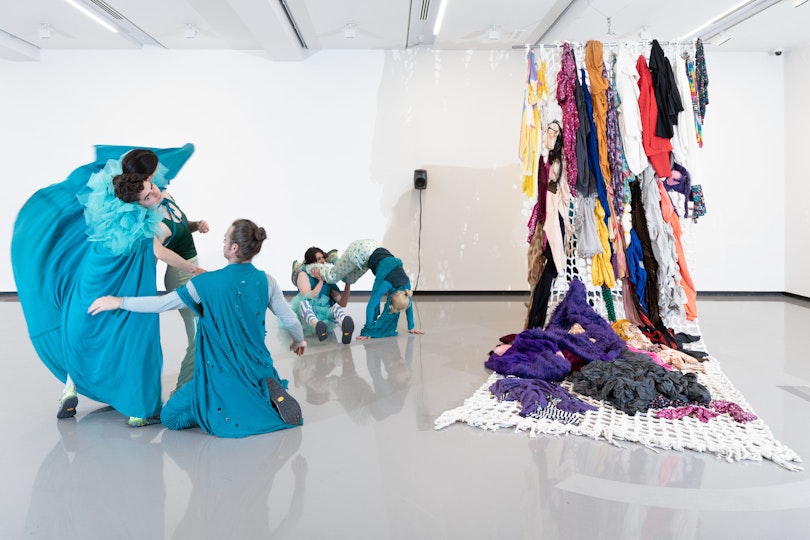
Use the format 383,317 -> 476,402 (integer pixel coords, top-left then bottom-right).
86,0 -> 124,20
79,0 -> 164,47
419,0 -> 432,20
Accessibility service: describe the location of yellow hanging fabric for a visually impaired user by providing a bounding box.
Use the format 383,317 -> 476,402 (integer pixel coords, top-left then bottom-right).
591,199 -> 616,288
519,51 -> 541,197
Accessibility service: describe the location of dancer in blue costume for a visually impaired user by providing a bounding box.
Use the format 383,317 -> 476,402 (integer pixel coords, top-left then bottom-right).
357,253 -> 421,339
88,219 -> 308,438
291,246 -> 354,344
302,239 -> 424,339
11,144 -> 196,426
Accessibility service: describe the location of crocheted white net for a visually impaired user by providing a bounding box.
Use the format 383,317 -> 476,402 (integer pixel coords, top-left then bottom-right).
435,208 -> 802,471
435,351 -> 802,470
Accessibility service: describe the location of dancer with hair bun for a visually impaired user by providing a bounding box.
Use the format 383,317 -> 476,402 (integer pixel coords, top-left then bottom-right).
89,219 -> 307,438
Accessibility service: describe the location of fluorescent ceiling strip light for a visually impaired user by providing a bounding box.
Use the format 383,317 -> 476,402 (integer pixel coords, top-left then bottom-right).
794,0 -> 809,7
64,0 -> 118,33
678,0 -> 753,41
433,0 -> 448,36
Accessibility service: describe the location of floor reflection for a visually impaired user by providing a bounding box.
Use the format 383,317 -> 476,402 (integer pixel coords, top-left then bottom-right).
530,436 -> 705,539
24,407 -> 166,539
292,336 -> 416,423
161,426 -> 305,539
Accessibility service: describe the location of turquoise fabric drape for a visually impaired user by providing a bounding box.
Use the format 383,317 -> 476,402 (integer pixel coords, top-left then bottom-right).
171,263 -> 298,437
12,143 -> 194,418
360,256 -> 410,338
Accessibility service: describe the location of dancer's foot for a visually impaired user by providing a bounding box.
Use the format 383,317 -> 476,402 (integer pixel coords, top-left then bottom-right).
341,316 -> 354,344
127,415 -> 161,428
315,321 -> 328,341
57,387 -> 78,419
266,378 -> 303,425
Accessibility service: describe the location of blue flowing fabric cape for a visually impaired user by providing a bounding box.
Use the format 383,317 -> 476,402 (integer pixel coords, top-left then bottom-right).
176,263 -> 297,437
12,143 -> 194,418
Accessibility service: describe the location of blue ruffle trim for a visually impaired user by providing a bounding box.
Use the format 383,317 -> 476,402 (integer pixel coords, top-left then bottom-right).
78,158 -> 170,255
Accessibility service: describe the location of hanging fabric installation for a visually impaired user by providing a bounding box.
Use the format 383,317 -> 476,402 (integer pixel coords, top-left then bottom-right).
520,38 -> 709,332
433,42 -> 801,474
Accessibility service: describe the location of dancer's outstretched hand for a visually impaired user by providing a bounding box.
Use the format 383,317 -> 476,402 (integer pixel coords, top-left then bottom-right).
87,296 -> 122,316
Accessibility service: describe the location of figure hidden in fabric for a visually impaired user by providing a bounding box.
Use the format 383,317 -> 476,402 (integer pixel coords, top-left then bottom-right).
526,120 -> 571,329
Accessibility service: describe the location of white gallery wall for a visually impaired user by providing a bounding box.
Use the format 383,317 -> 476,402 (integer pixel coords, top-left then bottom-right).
0,46 -> 789,293
784,43 -> 810,298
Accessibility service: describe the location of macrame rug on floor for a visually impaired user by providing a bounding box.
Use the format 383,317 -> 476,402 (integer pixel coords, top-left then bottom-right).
434,278 -> 803,471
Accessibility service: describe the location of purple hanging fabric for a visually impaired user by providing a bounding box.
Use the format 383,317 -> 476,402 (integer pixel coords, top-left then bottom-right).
695,38 -> 709,122
556,43 -> 580,196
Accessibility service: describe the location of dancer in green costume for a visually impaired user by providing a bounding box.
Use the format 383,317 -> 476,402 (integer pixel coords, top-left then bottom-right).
121,149 -> 209,394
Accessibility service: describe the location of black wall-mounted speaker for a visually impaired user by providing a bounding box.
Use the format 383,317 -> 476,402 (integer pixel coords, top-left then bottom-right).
414,169 -> 427,190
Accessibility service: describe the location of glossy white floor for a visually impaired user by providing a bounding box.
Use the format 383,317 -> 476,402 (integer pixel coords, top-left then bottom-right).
1,294 -> 808,540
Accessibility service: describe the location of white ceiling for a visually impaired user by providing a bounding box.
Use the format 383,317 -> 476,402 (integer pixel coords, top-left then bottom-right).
1,0 -> 809,62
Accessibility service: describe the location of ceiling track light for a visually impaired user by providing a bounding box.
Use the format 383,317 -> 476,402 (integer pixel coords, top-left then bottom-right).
679,0 -> 782,42
39,23 -> 52,39
433,0 -> 448,36
184,23 -> 197,39
488,25 -> 500,41
63,0 -> 118,33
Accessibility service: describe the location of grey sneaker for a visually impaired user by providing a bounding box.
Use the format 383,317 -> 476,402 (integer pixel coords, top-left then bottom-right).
266,378 -> 303,425
57,389 -> 78,419
315,321 -> 328,341
341,316 -> 354,344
